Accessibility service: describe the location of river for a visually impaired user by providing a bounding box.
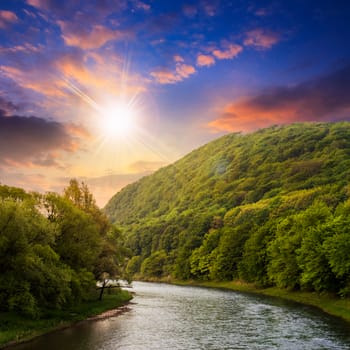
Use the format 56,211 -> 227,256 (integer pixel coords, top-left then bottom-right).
10,282 -> 350,349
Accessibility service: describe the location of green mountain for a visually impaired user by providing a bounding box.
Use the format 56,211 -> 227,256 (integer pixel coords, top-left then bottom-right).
105,122 -> 350,295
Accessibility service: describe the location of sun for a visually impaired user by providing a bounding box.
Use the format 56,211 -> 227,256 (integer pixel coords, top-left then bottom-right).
100,101 -> 135,137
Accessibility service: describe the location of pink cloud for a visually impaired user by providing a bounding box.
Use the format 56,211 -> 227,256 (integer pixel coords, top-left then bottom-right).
151,63 -> 196,84
212,44 -> 243,60
244,29 -> 281,49
176,63 -> 196,79
150,70 -> 179,84
58,22 -> 129,50
208,65 -> 350,132
26,0 -> 45,8
0,65 -> 66,97
0,10 -> 18,28
174,55 -> 184,63
197,54 -> 215,67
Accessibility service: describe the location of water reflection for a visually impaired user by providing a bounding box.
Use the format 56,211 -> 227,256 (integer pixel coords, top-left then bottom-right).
10,282 -> 350,350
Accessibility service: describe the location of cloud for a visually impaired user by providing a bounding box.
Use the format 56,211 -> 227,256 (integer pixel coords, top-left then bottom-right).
26,0 -> 47,8
58,22 -> 129,50
0,64 -> 66,98
150,70 -> 179,84
212,44 -> 242,60
197,54 -> 215,67
174,55 -> 184,63
134,1 -> 151,11
0,111 -> 90,168
208,64 -> 350,132
0,10 -> 18,28
0,96 -> 18,115
244,29 -> 281,50
26,0 -> 81,16
151,63 -> 196,84
0,171 -> 53,193
176,63 -> 196,79
0,43 -> 42,54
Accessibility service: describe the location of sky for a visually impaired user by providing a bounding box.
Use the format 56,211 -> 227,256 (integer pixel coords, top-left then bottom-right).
0,0 -> 350,206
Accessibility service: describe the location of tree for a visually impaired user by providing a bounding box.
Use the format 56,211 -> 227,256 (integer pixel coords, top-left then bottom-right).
94,226 -> 129,300
141,250 -> 168,278
64,179 -> 110,235
0,198 -> 72,316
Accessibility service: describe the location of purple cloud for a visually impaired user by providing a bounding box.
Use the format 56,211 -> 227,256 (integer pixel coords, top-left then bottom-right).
0,109 -> 89,168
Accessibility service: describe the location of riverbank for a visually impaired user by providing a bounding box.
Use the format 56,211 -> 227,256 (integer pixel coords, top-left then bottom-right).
0,289 -> 132,349
142,277 -> 350,324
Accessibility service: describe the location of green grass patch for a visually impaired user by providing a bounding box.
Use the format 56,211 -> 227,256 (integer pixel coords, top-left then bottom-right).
0,289 -> 132,348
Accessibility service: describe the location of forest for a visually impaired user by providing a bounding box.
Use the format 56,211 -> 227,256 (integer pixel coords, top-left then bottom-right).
105,122 -> 350,296
0,180 -> 128,318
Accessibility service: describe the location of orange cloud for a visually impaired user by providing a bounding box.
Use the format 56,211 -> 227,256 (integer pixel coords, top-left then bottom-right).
197,54 -> 215,67
176,63 -> 196,79
56,52 -> 146,98
244,29 -> 280,49
151,63 -> 196,84
208,64 -> 350,132
208,102 -> 288,133
174,55 -> 184,63
0,65 -> 66,97
58,22 -> 129,50
0,10 -> 18,28
150,70 -> 179,84
212,44 -> 242,59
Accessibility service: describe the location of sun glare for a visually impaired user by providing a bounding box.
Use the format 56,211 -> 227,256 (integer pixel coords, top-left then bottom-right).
100,101 -> 135,137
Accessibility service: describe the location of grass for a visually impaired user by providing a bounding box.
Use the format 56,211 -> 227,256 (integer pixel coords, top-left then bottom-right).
171,279 -> 350,323
0,289 -> 132,348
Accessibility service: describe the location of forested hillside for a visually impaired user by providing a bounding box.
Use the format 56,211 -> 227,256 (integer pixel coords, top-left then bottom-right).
105,122 -> 350,295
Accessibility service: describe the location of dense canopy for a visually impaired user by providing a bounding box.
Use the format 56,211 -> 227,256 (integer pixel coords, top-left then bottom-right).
0,180 -> 125,317
105,122 -> 350,295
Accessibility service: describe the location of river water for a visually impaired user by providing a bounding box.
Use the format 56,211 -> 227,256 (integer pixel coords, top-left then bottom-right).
11,282 -> 350,349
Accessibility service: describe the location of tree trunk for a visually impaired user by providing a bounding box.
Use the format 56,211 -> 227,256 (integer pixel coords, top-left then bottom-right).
99,279 -> 107,301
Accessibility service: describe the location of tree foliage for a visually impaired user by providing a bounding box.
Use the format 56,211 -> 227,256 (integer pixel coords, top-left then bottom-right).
104,122 -> 350,296
0,180 -> 126,317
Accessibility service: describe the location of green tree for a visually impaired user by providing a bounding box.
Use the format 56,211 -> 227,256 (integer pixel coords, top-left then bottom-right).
141,250 -> 168,278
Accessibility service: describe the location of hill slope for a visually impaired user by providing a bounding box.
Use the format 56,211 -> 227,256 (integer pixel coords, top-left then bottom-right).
105,122 -> 350,294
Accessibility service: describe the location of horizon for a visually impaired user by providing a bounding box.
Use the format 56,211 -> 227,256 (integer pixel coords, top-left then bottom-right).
1,0 -> 350,206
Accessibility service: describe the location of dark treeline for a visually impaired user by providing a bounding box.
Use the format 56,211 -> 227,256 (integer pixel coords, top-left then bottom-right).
105,122 -> 350,296
0,180 -> 128,318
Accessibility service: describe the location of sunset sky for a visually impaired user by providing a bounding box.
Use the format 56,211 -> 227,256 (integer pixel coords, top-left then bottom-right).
1,0 -> 349,206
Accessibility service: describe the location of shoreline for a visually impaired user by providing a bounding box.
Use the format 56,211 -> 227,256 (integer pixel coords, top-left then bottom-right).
0,291 -> 133,349
140,277 -> 350,324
